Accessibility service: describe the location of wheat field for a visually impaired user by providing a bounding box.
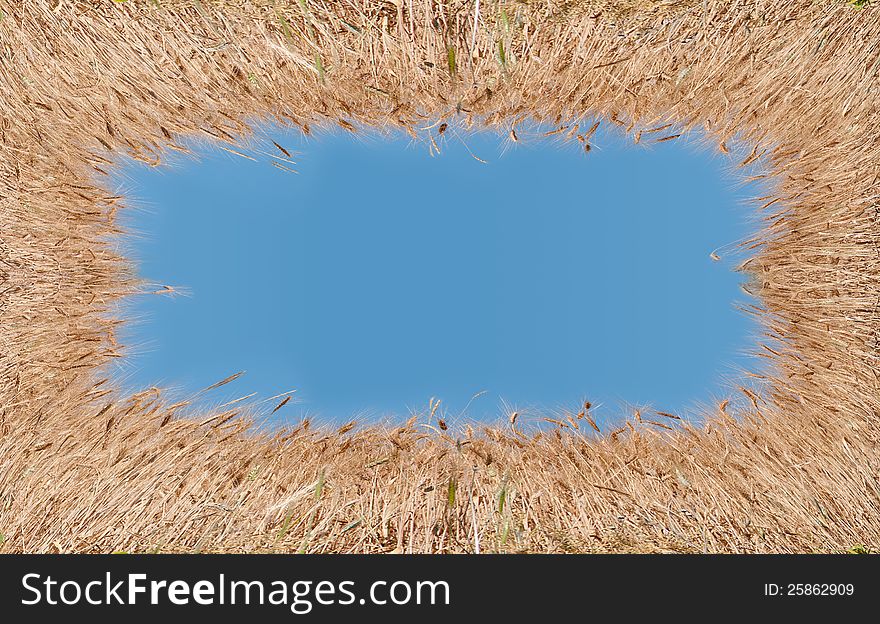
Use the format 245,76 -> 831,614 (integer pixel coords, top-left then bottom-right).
0,0 -> 878,553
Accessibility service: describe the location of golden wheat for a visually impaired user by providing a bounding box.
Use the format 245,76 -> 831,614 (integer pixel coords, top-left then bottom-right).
0,0 -> 878,553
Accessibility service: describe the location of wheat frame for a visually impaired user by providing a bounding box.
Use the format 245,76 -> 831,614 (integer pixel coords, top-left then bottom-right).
0,0 -> 877,553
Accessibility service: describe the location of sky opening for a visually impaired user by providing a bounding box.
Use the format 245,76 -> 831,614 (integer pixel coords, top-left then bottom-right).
112,124 -> 760,425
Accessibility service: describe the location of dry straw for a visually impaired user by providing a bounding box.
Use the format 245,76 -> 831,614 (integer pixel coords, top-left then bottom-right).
0,0 -> 878,553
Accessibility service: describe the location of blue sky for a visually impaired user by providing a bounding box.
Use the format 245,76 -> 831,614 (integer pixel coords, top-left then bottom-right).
112,123 -> 759,425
